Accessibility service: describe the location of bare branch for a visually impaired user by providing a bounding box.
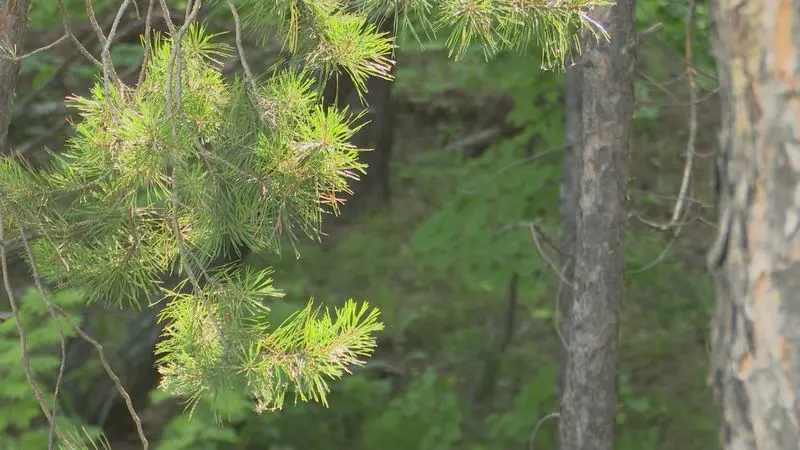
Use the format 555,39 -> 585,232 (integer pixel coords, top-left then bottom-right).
0,34 -> 69,61
225,0 -> 259,92
0,205 -> 64,443
52,303 -> 150,449
16,224 -> 66,450
528,223 -> 573,289
57,0 -> 103,69
529,412 -> 559,450
137,0 -> 157,86
635,0 -> 698,235
85,0 -> 109,46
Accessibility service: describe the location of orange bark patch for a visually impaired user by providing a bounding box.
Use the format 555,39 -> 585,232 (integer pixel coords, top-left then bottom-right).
739,353 -> 753,379
774,0 -> 797,89
780,336 -> 791,370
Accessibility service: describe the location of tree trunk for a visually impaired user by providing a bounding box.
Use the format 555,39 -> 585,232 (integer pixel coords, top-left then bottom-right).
556,60 -> 582,402
0,0 -> 30,154
706,0 -> 800,448
557,2 -> 636,449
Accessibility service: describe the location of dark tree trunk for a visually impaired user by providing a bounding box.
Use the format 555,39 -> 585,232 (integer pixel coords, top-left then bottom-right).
706,0 -> 800,448
323,19 -> 395,222
557,2 -> 636,450
556,60 -> 582,402
0,0 -> 30,154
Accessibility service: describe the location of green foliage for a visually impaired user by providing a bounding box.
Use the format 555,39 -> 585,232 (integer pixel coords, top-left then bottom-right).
633,0 -> 715,122
3,20 -> 386,421
155,413 -> 239,450
412,145 -> 557,292
28,0 -> 116,30
481,365 -> 557,448
361,371 -> 463,450
151,392 -> 243,450
409,53 -> 563,293
0,287 -> 103,449
241,0 -> 610,71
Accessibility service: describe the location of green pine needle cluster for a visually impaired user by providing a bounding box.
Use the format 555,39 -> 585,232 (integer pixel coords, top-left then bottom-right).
242,0 -> 610,70
242,0 -> 395,97
0,20 -> 384,417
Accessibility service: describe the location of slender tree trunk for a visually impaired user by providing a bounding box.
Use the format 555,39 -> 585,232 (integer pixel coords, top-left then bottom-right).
556,61 -> 582,402
0,0 -> 30,154
557,2 -> 636,449
706,1 -> 800,448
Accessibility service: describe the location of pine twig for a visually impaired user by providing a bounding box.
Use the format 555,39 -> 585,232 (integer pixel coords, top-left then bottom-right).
529,412 -> 559,450
0,205 -> 65,444
0,34 -> 69,62
18,225 -> 68,450
528,223 -> 573,289
16,220 -> 150,449
52,303 -> 149,449
226,0 -> 259,92
57,0 -> 103,69
85,0 -> 109,46
137,0 -> 157,87
636,0 -> 698,234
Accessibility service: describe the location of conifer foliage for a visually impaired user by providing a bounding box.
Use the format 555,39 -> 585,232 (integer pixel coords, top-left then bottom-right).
0,0 -> 608,444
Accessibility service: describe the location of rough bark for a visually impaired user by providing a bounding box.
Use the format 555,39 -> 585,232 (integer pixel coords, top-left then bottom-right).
557,2 -> 636,449
706,0 -> 800,448
556,60 -> 582,402
0,0 -> 30,154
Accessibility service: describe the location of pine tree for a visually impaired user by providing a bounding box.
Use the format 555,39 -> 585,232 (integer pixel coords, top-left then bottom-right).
0,0 -> 609,446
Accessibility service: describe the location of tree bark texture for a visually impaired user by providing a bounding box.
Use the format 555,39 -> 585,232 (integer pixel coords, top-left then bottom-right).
557,61 -> 582,402
0,0 -> 30,154
557,1 -> 636,449
706,0 -> 800,448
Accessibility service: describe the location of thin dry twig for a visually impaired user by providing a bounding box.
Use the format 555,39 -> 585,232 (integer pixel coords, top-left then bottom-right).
101,0 -> 134,121
528,224 -> 574,281
165,0 -> 202,118
552,258 -> 571,356
57,0 -> 103,69
0,34 -> 69,61
637,69 -> 680,101
52,303 -> 149,449
0,206 -> 64,443
85,0 -> 109,46
169,197 -> 229,349
6,202 -> 149,448
529,412 -> 559,450
137,0 -> 157,86
226,0 -> 259,92
17,226 -> 68,450
158,0 -> 178,34
637,0 -> 698,235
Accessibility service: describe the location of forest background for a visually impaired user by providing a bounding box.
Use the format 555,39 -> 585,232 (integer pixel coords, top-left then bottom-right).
0,0 -> 719,449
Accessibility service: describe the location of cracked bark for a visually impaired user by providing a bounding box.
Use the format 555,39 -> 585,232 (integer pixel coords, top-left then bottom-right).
707,0 -> 800,448
557,2 -> 636,450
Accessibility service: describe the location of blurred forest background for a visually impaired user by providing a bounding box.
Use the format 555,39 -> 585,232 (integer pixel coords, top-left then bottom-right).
1,0 -> 721,449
